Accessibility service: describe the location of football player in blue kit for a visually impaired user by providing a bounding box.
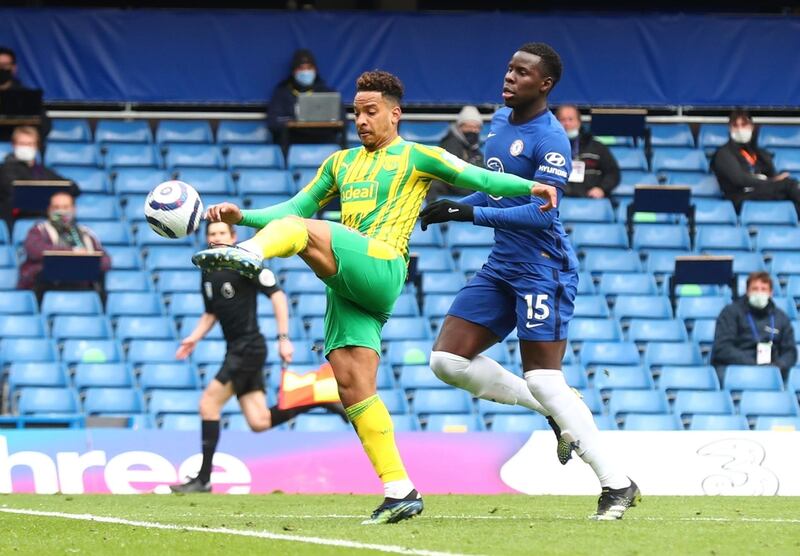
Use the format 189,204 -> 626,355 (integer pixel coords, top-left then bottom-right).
420,42 -> 640,520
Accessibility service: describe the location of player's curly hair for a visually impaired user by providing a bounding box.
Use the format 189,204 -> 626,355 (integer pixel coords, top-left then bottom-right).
519,42 -> 563,91
356,71 -> 404,104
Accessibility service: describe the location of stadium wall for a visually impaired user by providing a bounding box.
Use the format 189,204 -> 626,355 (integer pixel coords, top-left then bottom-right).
2,431 -> 798,495
1,9 -> 799,107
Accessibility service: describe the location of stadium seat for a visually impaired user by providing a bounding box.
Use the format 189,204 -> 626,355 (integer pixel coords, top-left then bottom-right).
227,144 -> 284,169
572,295 -> 610,318
688,413 -> 748,430
476,398 -> 528,418
44,142 -> 99,167
0,314 -> 44,338
693,199 -> 738,225
652,148 -> 708,173
561,364 -> 589,389
574,272 -> 595,296
758,125 -> 800,148
107,292 -> 164,317
73,362 -> 132,389
0,267 -> 14,289
627,319 -> 688,343
175,168 -> 233,194
116,315 -> 177,341
145,246 -> 196,270
293,414 -> 351,432
378,388 -> 410,414
54,166 -> 109,193
62,339 -> 121,364
135,226 -> 196,247
421,271 -> 465,294
164,144 -> 223,169
570,318 -> 622,343
191,339 -> 227,366
489,413 -> 549,432
1,244 -> 19,267
773,148 -> 800,174
49,119 -> 92,142
607,389 -> 669,418
387,341 -> 433,366
723,365 -> 783,392
155,270 -> 196,294
138,362 -> 199,390
771,252 -> 800,276
623,412 -> 683,430
658,365 -> 719,393
582,249 -> 643,273
592,413 -> 618,430
755,416 -> 800,431
570,223 -> 628,250
614,295 -> 673,320
740,200 -> 798,227
236,169 -> 295,195
698,124 -> 730,150
41,291 -> 103,317
161,413 -> 201,431
0,290 -> 37,314
632,224 -> 691,251
7,362 -> 67,391
413,388 -> 473,415
421,293 -> 454,319
106,270 -> 151,293
617,170 -> 659,189
447,224 -> 495,248
156,120 -> 213,144
0,221 -> 7,244
738,391 -> 799,419
594,366 -> 654,392
673,390 -> 734,417
280,270 -> 327,295
400,121 -> 449,144
83,387 -> 143,415
575,387 -> 603,414
645,341 -> 704,368
16,387 -> 79,415
392,292 -> 420,317
105,246 -> 142,270
294,293 -> 327,318
690,319 -> 717,345
649,124 -> 694,147
75,197 -> 121,222
609,147 -> 648,171
95,120 -> 152,143
413,247 -> 455,273
559,198 -> 614,223
695,225 -> 751,252
755,226 -> 800,253
51,315 -> 111,340
128,339 -> 180,365
216,120 -> 269,145
426,413 -> 484,432
598,273 -> 658,296
580,341 -> 640,367
148,389 -> 201,416
383,317 -> 430,341
675,296 -> 730,321
103,143 -> 161,168
83,220 -> 130,245
113,167 -> 169,194
286,144 -> 338,169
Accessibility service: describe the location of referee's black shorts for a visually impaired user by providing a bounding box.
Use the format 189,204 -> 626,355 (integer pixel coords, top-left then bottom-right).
213,337 -> 267,398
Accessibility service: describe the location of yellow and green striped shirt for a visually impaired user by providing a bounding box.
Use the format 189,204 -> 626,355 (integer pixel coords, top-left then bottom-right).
239,136 -> 534,258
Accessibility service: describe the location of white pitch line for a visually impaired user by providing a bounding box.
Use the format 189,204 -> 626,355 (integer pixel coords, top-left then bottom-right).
0,508 -> 474,556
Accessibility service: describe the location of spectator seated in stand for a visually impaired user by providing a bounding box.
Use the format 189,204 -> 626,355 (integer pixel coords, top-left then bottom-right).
0,46 -> 51,142
426,105 -> 485,201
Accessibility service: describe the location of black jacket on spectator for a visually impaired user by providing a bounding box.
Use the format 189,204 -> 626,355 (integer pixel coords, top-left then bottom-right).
564,132 -> 620,198
0,153 -> 67,229
711,296 -> 797,381
426,125 -> 484,201
267,77 -> 343,145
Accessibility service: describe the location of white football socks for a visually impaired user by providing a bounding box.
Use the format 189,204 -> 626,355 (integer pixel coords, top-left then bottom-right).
430,351 -> 548,415
384,479 -> 417,500
525,368 -> 629,489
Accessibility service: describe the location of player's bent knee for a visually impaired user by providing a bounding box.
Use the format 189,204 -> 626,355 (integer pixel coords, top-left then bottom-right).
199,394 -> 222,420
430,350 -> 471,387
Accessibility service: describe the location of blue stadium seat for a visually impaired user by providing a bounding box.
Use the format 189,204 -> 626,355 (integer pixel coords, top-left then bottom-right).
103,143 -> 161,168
49,119 -> 91,142
287,144 -> 338,169
155,270 -> 196,293
0,290 -> 37,314
696,225 -> 751,252
116,315 -> 177,341
690,319 -> 717,345
756,226 -> 800,253
392,292 -> 420,317
105,246 -> 142,270
489,413 -> 548,432
698,124 -> 730,150
269,339 -> 317,365
236,169 -> 294,195
723,365 -> 783,392
572,295 -> 610,318
12,219 -> 37,246
422,293 -> 455,319
580,341 -> 640,367
649,124 -> 694,147
476,398 -> 527,417
0,221 -> 7,244
570,318 -> 622,342
758,125 -> 800,148
113,168 -> 169,195
73,363 -> 132,389
576,272 -> 595,295
400,121 -> 449,144
378,388 -> 410,414
645,341 -> 704,368
614,295 -> 673,320
76,196 -> 122,221
387,341 -> 433,366
623,412 -> 683,430
244,194 -> 292,209
675,296 -> 729,321
673,390 -> 734,417
95,120 -> 152,143
652,148 -> 708,173
559,198 -> 614,223
44,143 -> 99,167
62,339 -> 121,364
41,291 -> 103,317
755,416 -> 800,431
0,245 -> 18,268
593,414 -> 619,430
135,226 -> 194,247
191,340 -> 227,366
383,317 -> 430,341
741,200 -> 798,227
690,414 -> 749,431
607,389 -> 669,418
628,319 -> 688,343
658,365 -> 719,393
786,276 -> 800,299
106,292 -> 164,317
7,362 -> 67,391
139,362 -> 199,390
617,170 -> 659,188
83,220 -> 130,245
609,147 -> 648,171
51,315 -> 111,340
426,413 -> 484,432
175,168 -> 233,194
280,270 -> 326,295
216,120 -> 269,145
598,273 -> 658,296
165,144 -> 223,169
0,267 -> 15,289
633,224 -> 691,251
771,252 -> 800,276
227,144 -> 284,169
161,413 -> 201,430
294,293 -> 327,318
293,414 -> 351,432
594,366 -> 654,392
773,149 -> 800,174
17,387 -> 79,415
693,199 -> 737,225
145,246 -> 196,270
570,223 -> 628,249
577,388 -> 604,414
156,120 -> 213,144
54,166 -> 109,193
562,364 -> 589,389
148,389 -> 201,416
413,247 -> 455,273
421,271 -> 465,294
0,314 -> 44,338
128,339 -> 180,365
738,391 -> 799,419
413,388 -> 473,415
105,270 -> 151,293
447,224 -> 495,248
582,249 -> 643,273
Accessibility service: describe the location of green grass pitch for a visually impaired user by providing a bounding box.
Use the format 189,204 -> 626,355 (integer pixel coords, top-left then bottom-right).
2,494 -> 799,555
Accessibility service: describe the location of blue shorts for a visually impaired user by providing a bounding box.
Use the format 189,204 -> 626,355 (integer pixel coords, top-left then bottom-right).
447,262 -> 577,342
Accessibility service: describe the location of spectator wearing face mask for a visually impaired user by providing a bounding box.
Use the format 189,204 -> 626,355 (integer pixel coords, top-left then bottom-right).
0,126 -> 69,230
712,109 -> 800,216
711,272 -> 796,384
0,46 -> 25,91
267,49 -> 343,149
555,104 -> 620,199
17,191 -> 110,300
425,105 -> 485,202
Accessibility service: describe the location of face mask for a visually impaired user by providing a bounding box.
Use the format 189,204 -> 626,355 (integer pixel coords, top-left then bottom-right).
14,145 -> 37,162
731,127 -> 753,144
49,210 -> 75,228
0,68 -> 12,84
748,292 -> 770,310
463,131 -> 480,146
566,127 -> 580,140
294,69 -> 316,87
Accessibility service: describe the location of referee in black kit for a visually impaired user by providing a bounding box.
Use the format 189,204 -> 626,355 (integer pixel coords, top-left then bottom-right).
171,221 -> 341,493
